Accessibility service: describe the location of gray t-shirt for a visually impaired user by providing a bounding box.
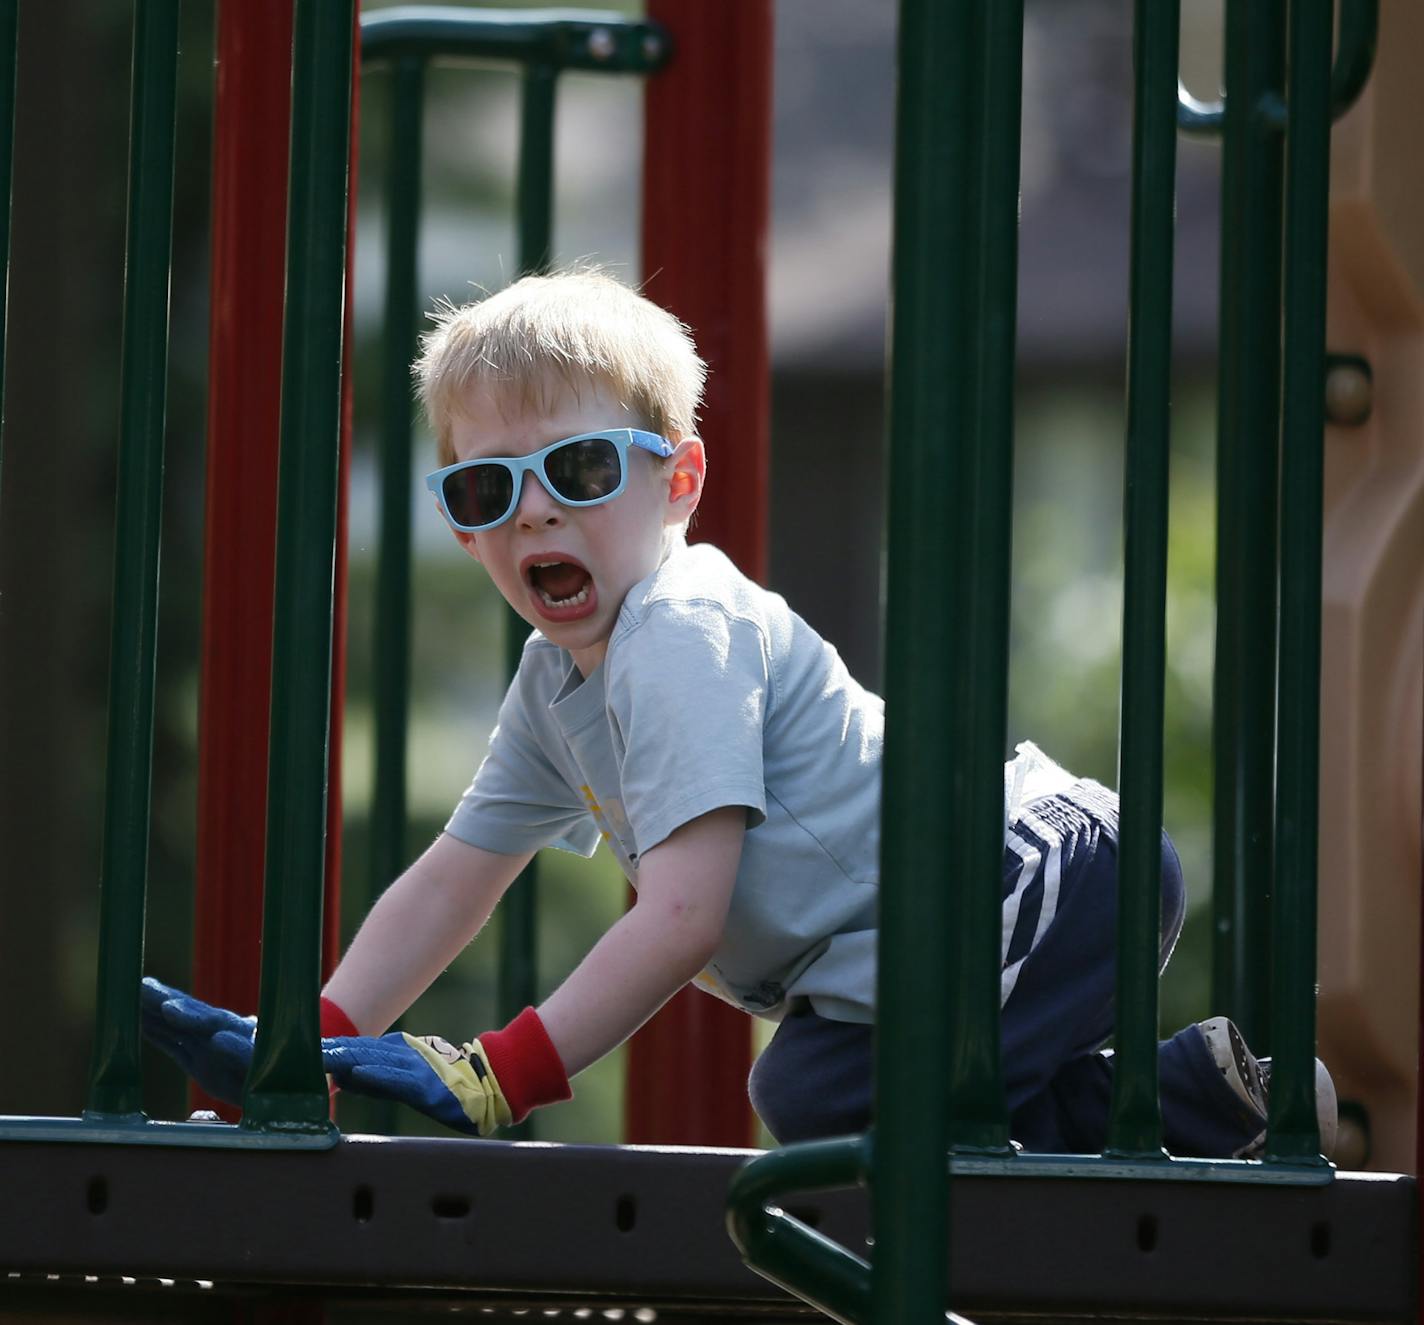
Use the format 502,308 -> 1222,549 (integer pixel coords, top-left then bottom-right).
446,542 -> 885,1022
446,543 -> 1075,1024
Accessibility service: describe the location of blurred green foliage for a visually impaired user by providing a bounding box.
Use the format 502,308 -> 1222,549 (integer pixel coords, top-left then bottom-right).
1008,383 -> 1218,1037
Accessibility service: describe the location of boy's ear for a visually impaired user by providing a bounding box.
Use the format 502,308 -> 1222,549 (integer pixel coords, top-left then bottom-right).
664,437 -> 706,525
452,526 -> 482,563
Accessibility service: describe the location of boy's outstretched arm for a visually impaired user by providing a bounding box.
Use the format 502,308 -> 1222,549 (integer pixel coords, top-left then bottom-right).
322,833 -> 533,1035
323,806 -> 745,1134
141,836 -> 529,1110
538,804 -> 745,1076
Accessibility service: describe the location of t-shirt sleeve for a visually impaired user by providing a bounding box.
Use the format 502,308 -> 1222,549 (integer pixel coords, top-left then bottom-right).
606,600 -> 771,855
445,670 -> 601,858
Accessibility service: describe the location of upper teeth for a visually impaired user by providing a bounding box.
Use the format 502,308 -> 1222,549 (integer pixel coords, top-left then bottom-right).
532,560 -> 562,568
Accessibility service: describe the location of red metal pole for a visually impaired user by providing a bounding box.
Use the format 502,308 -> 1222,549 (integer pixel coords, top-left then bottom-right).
627,0 -> 772,1147
192,0 -> 354,1118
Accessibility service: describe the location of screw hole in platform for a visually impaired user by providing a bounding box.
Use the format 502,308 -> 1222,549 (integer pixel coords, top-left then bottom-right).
1311,1221 -> 1331,1259
1136,1213 -> 1158,1253
615,1194 -> 637,1232
86,1176 -> 108,1215
431,1194 -> 471,1220
352,1186 -> 374,1223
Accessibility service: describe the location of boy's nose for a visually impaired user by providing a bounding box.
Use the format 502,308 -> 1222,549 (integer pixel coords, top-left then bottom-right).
513,471 -> 562,528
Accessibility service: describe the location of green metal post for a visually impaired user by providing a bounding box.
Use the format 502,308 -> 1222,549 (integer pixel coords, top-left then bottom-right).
1210,0 -> 1285,1051
1105,0 -> 1178,1160
516,63 -> 556,278
877,0 -> 962,1310
84,0 -> 181,1120
0,0 -> 16,501
1267,0 -> 1332,1165
941,0 -> 1023,1160
876,0 -> 1020,1317
370,56 -> 425,901
496,61 -> 557,1046
242,0 -> 355,1135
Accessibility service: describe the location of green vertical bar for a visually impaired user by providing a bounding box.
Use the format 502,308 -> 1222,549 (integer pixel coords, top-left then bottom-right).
371,57 -> 425,901
1267,0 -> 1332,1165
1210,0 -> 1284,1052
516,63 -> 555,277
242,0 -> 355,1135
875,0 -> 1020,1318
1106,0 -> 1178,1160
495,61 -> 557,1137
945,0 -> 1022,1157
84,0 -> 181,1120
876,0 -> 958,1304
0,0 -> 17,502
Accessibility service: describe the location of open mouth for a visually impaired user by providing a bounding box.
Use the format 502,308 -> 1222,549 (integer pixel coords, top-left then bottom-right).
525,558 -> 595,615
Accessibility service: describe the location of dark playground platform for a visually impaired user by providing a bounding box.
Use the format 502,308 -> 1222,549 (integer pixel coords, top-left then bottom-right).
0,1135 -> 1415,1322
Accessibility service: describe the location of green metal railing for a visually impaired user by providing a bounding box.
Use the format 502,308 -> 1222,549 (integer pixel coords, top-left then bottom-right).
728,1 -> 1371,1319
0,0 -> 356,1151
0,0 -> 1377,1313
240,0 -> 357,1139
0,5 -> 665,1148
86,0 -> 182,1126
1105,0 -> 1178,1162
1200,0 -> 1376,1055
358,9 -> 667,1139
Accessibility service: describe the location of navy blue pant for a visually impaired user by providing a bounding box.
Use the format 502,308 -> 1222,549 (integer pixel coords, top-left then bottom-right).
748,784 -> 1264,1157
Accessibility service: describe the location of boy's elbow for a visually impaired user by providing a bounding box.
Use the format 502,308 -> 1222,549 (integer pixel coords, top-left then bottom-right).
639,894 -> 725,974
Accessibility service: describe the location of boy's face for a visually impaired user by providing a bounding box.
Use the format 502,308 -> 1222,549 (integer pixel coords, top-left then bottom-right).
445,379 -> 704,676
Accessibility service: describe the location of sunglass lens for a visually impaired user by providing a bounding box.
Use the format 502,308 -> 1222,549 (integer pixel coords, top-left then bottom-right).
443,463 -> 513,529
544,437 -> 622,503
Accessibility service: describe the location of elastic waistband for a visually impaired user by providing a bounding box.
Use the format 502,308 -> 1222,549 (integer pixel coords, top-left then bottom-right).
1016,777 -> 1121,838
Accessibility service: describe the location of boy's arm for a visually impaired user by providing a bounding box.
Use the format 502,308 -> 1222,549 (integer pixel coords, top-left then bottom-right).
322,832 -> 533,1036
322,806 -> 745,1135
537,804 -> 745,1077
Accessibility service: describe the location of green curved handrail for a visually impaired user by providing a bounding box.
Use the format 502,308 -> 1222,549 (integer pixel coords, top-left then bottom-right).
727,1135 -> 984,1325
726,1137 -> 874,1325
1177,0 -> 1377,136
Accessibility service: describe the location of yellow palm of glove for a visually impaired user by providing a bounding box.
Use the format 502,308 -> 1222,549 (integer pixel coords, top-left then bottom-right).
403,1032 -> 514,1137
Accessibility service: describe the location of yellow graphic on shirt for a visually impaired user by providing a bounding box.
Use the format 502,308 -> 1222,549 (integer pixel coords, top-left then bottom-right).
695,967 -> 729,998
579,785 -> 633,852
578,784 -> 610,842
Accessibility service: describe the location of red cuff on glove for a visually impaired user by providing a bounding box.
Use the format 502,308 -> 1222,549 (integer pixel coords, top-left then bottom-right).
320,996 -> 359,1039
479,1006 -> 572,1123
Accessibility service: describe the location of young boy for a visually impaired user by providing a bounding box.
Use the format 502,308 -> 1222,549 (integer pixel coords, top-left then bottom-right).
143,269 -> 1333,1158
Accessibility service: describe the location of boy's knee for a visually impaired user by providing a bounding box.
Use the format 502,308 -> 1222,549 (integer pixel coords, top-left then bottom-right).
747,1048 -> 793,1144
748,1009 -> 874,1145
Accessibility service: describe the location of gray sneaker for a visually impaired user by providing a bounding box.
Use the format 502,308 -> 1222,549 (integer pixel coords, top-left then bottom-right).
1198,1016 -> 1338,1160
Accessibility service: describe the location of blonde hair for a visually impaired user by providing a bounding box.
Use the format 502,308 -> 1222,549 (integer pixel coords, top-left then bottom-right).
415,268 -> 707,467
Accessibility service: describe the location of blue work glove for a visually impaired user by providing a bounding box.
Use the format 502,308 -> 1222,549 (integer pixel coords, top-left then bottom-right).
140,976 -> 255,1106
322,1033 -> 514,1137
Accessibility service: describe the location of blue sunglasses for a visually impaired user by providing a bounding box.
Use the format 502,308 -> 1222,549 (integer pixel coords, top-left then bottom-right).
426,428 -> 675,533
